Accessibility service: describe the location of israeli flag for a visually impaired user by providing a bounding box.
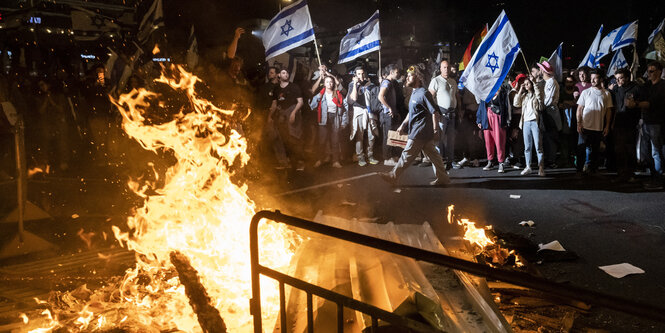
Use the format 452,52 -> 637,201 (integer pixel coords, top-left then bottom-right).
459,10 -> 520,103
263,0 -> 316,60
607,49 -> 628,77
579,25 -> 603,68
611,20 -> 638,50
597,20 -> 638,65
338,11 -> 381,64
548,42 -> 563,82
648,19 -> 664,45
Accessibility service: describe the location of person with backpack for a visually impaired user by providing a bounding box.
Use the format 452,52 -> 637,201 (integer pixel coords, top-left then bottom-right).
347,66 -> 380,166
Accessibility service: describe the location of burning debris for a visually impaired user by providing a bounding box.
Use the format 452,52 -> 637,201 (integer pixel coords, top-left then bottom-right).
19,64 -> 297,332
447,205 -> 524,268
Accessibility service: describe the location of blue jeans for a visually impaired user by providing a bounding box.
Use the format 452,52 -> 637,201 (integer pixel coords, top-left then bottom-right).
576,129 -> 602,171
522,120 -> 543,167
642,123 -> 663,177
437,112 -> 456,162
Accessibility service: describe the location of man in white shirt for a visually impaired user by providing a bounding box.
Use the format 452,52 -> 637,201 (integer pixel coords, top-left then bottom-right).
576,69 -> 613,174
428,59 -> 461,168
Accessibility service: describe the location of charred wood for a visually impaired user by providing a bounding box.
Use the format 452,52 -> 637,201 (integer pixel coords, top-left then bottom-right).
169,251 -> 227,333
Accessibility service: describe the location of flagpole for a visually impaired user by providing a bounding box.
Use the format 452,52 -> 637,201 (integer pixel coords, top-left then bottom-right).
312,35 -> 322,67
378,46 -> 382,79
519,49 -> 530,72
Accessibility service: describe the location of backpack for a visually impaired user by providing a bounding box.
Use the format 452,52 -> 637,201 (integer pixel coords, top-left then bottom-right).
365,84 -> 383,114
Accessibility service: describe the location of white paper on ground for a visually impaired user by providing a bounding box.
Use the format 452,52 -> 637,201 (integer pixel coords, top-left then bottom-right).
519,220 -> 535,227
393,188 -> 402,193
341,201 -> 357,206
598,263 -> 645,278
510,194 -> 521,199
538,240 -> 566,252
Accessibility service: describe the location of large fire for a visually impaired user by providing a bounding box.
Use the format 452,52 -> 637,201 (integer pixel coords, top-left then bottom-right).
22,65 -> 297,332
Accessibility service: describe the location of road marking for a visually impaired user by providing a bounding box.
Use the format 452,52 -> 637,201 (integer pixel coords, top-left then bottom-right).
278,172 -> 378,196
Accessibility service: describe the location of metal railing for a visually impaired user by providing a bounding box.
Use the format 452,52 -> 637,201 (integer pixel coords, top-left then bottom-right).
250,210 -> 665,332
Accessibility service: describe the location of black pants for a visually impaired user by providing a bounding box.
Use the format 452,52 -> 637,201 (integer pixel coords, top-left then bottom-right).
380,112 -> 401,160
613,126 -> 638,177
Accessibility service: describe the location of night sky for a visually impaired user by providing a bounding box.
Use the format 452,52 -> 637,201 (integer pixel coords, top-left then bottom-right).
165,0 -> 665,69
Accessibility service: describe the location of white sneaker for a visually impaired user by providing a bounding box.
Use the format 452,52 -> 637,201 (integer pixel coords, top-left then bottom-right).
498,163 -> 505,173
383,159 -> 397,166
520,167 -> 532,175
483,161 -> 493,171
332,161 -> 342,168
458,157 -> 469,167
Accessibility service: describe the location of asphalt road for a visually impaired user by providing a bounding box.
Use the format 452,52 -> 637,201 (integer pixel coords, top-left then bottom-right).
1,159 -> 664,331
263,160 -> 665,331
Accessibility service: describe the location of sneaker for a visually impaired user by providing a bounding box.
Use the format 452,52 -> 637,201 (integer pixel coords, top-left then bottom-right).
512,164 -> 521,169
483,161 -> 493,171
582,164 -> 590,174
498,163 -> 505,173
383,159 -> 397,166
332,161 -> 342,168
457,157 -> 469,167
429,178 -> 450,186
368,156 -> 380,165
358,159 -> 367,167
520,167 -> 532,175
379,172 -> 397,186
313,160 -> 322,168
452,162 -> 462,169
538,165 -> 546,177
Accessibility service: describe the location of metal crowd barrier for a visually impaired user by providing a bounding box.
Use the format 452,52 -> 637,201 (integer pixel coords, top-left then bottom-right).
249,210 -> 665,333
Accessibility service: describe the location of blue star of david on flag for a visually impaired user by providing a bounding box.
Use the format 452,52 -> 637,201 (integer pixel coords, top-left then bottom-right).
263,0 -> 316,59
280,19 -> 294,37
486,52 -> 500,73
459,10 -> 521,103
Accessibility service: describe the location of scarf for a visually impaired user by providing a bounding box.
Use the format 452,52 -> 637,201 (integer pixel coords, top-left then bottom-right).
317,88 -> 343,123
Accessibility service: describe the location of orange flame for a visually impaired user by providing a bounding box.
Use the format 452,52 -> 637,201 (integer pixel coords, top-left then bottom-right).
152,44 -> 160,55
77,228 -> 96,249
447,205 -> 495,250
447,205 -> 525,267
26,64 -> 297,332
27,165 -> 49,177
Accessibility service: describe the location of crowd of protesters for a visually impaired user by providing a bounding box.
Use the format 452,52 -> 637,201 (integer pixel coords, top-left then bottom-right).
1,27 -> 664,191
